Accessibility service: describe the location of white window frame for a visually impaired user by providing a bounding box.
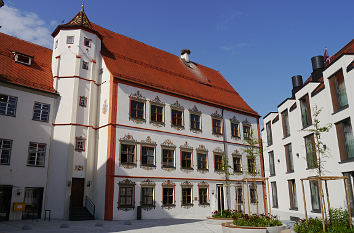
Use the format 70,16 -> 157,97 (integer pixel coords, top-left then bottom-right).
0,138 -> 12,165
32,102 -> 50,122
27,142 -> 46,167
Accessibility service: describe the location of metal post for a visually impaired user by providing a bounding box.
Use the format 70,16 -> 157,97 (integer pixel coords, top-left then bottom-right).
318,178 -> 326,232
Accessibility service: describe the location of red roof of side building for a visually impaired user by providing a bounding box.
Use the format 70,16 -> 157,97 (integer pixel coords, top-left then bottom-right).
91,23 -> 259,117
0,32 -> 55,94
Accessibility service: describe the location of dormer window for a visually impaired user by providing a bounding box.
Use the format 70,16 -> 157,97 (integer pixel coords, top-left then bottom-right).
66,36 -> 74,44
14,53 -> 32,66
84,38 -> 91,47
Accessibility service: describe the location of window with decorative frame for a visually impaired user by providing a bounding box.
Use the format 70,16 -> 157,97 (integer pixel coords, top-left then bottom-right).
32,102 -> 50,122
171,101 -> 184,129
140,179 -> 155,208
214,152 -> 223,172
161,139 -> 176,169
0,138 -> 12,165
189,105 -> 202,132
27,142 -> 46,167
198,181 -> 209,206
247,157 -> 256,173
249,183 -> 257,204
129,91 -> 146,122
75,137 -> 86,152
211,111 -> 223,135
150,96 -> 165,125
235,185 -> 243,211
79,96 -> 87,107
162,180 -> 175,207
119,134 -> 137,166
140,136 -> 156,167
180,142 -> 193,170
181,181 -> 193,206
118,179 -> 135,209
0,94 -> 17,117
196,145 -> 208,171
243,120 -> 251,139
233,155 -> 242,173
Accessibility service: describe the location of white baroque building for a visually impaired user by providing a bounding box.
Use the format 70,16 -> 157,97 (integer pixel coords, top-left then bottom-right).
0,7 -> 266,221
262,40 -> 354,220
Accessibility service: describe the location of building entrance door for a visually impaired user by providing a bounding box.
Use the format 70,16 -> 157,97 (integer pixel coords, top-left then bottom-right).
22,187 -> 43,219
217,184 -> 224,212
70,178 -> 84,207
235,185 -> 243,212
0,185 -> 12,221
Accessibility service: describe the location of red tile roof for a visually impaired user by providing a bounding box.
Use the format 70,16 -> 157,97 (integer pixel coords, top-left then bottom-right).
0,32 -> 55,94
92,24 -> 259,117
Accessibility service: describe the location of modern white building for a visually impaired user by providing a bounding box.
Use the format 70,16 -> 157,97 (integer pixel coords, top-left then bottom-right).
262,40 -> 354,220
0,7 -> 266,221
0,34 -> 57,220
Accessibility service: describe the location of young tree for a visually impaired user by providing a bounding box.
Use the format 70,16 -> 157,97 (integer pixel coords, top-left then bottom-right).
220,154 -> 233,211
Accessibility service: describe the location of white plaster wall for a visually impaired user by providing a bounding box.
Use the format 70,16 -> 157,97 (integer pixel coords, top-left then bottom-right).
262,55 -> 354,220
0,85 -> 55,220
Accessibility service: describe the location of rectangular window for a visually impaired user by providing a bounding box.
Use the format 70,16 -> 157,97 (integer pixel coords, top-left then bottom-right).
162,149 -> 174,168
190,114 -> 201,130
79,96 -> 87,107
120,144 -> 135,165
182,187 -> 192,206
27,142 -> 46,167
82,61 -> 89,70
266,122 -> 273,146
162,187 -> 174,205
181,151 -> 192,169
305,134 -> 316,169
199,188 -> 208,205
197,153 -> 207,170
119,186 -> 134,208
235,186 -> 243,205
130,100 -> 144,120
250,184 -> 257,204
343,172 -> 354,216
233,156 -> 242,173
171,109 -> 183,127
282,109 -> 290,137
15,53 -> 31,65
243,125 -> 251,139
300,94 -> 312,128
0,94 -> 18,117
247,157 -> 256,173
231,122 -> 239,138
75,137 -> 85,151
0,139 -> 12,165
55,40 -> 58,49
288,179 -> 298,210
310,180 -> 321,212
32,102 -> 50,122
212,119 -> 222,135
66,36 -> 74,44
214,154 -> 223,171
141,146 -> 155,166
84,37 -> 92,47
150,105 -> 163,123
336,118 -> 354,161
285,144 -> 294,172
269,151 -> 275,176
271,182 -> 278,208
141,187 -> 154,206
329,69 -> 348,112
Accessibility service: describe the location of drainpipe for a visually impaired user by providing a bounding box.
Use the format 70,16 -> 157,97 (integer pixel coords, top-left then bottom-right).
221,108 -> 230,210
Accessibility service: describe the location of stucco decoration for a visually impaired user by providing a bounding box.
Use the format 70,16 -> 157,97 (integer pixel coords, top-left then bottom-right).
129,90 -> 146,101
140,136 -> 156,146
232,149 -> 240,155
213,147 -> 224,154
196,145 -> 208,153
242,118 -> 251,126
119,134 -> 137,145
211,110 -> 222,119
161,139 -> 176,148
180,141 -> 193,151
230,116 -> 240,123
140,179 -> 155,187
102,99 -> 108,114
171,100 -> 184,110
162,180 -> 175,187
198,181 -> 209,188
181,181 -> 193,187
189,105 -> 201,115
150,96 -> 165,106
117,179 -> 136,211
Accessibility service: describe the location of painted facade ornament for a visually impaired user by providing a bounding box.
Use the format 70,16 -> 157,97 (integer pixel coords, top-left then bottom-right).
140,179 -> 155,187
232,149 -> 240,155
102,99 -> 108,115
243,118 -> 251,125
230,116 -> 240,123
198,181 -> 209,187
180,141 -> 193,151
171,100 -> 184,110
196,145 -> 208,152
140,136 -> 156,145
189,105 -> 201,115
162,180 -> 175,187
211,110 -> 222,119
129,90 -> 146,101
150,96 -> 164,106
118,179 -> 135,186
119,134 -> 137,144
213,147 -> 224,154
181,181 -> 193,187
161,139 -> 176,148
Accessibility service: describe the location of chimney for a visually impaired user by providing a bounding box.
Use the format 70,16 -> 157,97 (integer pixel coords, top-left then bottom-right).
291,75 -> 303,97
311,55 -> 324,82
180,49 -> 191,63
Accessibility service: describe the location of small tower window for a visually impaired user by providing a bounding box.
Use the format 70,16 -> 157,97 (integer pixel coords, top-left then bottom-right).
55,40 -> 58,49
79,96 -> 87,107
82,61 -> 89,70
84,38 -> 91,47
75,137 -> 86,152
66,36 -> 74,44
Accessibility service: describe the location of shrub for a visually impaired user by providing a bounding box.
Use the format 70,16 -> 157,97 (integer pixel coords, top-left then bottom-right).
211,209 -> 234,218
232,213 -> 282,227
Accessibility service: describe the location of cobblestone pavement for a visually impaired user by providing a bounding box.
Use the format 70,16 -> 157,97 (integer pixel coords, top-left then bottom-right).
0,219 -> 222,233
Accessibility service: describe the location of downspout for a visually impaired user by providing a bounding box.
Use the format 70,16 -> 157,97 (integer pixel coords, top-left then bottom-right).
257,119 -> 267,215
221,108 -> 230,210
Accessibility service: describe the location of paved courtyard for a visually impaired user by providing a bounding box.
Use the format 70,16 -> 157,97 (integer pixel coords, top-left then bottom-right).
0,219 -> 222,233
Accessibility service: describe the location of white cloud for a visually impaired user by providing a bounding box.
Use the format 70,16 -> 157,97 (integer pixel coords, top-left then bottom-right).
0,5 -> 53,48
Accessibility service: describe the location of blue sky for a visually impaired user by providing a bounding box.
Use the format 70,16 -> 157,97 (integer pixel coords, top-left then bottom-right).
1,0 -> 353,124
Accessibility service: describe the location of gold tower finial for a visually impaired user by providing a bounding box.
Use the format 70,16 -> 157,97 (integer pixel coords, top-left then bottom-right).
81,0 -> 85,12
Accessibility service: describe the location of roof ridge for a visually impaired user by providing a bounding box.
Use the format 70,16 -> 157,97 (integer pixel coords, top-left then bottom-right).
114,52 -> 237,95
0,32 -> 52,52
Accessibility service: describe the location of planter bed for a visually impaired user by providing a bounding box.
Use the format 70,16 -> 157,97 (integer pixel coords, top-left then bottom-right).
206,217 -> 233,225
222,222 -> 286,233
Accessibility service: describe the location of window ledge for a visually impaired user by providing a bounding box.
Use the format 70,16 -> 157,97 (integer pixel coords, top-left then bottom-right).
181,167 -> 194,170
272,206 -> 278,209
141,164 -> 156,168
181,203 -> 194,207
197,168 -> 208,171
338,157 -> 354,164
26,165 -> 45,168
311,210 -> 321,213
286,171 -> 294,174
162,166 -> 176,169
332,105 -> 349,115
212,133 -> 223,137
121,163 -> 137,168
269,174 -> 276,177
130,117 -> 146,124
190,128 -> 202,133
198,203 -> 210,207
231,136 -> 241,140
150,120 -> 165,127
0,163 -> 10,166
162,204 -> 176,208
289,207 -> 298,211
234,171 -> 243,174
171,125 -> 184,130
305,167 -> 317,170
282,135 -> 290,140
302,124 -> 313,130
